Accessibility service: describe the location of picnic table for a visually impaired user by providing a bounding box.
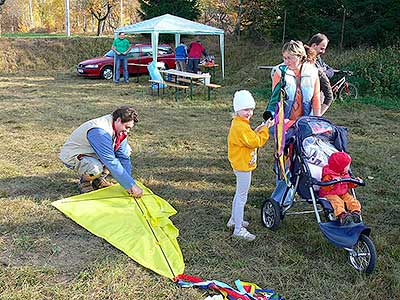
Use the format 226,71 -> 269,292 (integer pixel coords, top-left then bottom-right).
127,63 -> 149,82
199,63 -> 219,80
154,69 -> 222,101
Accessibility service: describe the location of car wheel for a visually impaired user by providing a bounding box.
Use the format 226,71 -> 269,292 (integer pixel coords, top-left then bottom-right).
101,66 -> 113,80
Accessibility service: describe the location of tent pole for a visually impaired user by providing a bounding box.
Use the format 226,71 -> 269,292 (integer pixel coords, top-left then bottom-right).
151,32 -> 159,65
220,34 -> 225,80
113,31 -> 118,82
175,34 -> 180,48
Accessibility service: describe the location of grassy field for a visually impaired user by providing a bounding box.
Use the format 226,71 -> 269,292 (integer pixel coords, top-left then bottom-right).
0,72 -> 399,300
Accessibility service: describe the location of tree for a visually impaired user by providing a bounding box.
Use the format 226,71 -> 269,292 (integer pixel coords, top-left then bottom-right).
342,0 -> 400,47
239,0 -> 282,43
138,0 -> 200,21
85,0 -> 117,35
197,0 -> 237,33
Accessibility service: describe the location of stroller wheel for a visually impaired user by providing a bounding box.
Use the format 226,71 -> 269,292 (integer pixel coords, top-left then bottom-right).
261,198 -> 281,231
349,234 -> 377,274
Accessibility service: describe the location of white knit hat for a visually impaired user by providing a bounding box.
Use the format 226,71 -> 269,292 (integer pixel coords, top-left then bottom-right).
233,90 -> 256,112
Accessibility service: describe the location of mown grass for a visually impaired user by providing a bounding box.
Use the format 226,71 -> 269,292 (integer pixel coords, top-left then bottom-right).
0,72 -> 399,299
1,36 -> 400,106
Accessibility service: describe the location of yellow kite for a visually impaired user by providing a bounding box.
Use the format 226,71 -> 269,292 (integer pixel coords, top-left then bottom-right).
52,182 -> 184,279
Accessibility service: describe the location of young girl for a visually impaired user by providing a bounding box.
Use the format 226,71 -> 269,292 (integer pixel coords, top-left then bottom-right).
227,90 -> 274,241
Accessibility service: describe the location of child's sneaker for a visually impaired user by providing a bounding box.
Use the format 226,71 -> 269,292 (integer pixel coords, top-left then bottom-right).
351,211 -> 362,223
232,227 -> 256,241
226,219 -> 249,229
338,212 -> 353,225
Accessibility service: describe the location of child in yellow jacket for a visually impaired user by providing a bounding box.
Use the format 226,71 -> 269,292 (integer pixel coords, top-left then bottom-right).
227,90 -> 274,241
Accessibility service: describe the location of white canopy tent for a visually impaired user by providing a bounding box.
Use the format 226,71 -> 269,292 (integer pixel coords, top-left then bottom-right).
114,14 -> 225,79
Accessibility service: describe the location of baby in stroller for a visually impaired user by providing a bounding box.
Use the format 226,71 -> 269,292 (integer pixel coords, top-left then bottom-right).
319,152 -> 362,225
302,135 -> 363,225
262,116 -> 376,274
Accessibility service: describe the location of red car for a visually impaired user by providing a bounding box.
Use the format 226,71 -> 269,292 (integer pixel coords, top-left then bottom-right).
77,44 -> 176,80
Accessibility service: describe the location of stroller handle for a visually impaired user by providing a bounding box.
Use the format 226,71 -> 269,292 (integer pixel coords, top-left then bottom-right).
314,177 -> 366,187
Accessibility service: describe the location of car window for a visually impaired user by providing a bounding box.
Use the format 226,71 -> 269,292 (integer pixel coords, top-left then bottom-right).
158,46 -> 173,55
140,46 -> 173,56
104,50 -> 115,57
141,46 -> 153,57
127,47 -> 140,58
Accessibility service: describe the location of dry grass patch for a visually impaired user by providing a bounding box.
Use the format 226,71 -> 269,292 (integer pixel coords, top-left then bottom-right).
0,73 -> 399,299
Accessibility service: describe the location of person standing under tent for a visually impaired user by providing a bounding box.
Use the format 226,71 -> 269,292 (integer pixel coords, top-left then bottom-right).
175,41 -> 188,72
187,39 -> 208,73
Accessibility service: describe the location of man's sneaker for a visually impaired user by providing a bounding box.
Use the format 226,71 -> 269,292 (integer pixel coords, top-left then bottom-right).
226,219 -> 249,229
351,211 -> 362,223
232,227 -> 256,241
79,179 -> 94,194
339,212 -> 353,225
92,177 -> 113,190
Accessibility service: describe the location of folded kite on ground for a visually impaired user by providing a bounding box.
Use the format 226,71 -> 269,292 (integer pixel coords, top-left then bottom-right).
52,182 -> 184,279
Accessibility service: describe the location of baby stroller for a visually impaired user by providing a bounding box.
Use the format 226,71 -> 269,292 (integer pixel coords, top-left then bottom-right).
261,116 -> 377,274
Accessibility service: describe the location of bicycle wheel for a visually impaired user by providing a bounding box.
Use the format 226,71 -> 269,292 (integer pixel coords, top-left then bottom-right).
338,83 -> 358,101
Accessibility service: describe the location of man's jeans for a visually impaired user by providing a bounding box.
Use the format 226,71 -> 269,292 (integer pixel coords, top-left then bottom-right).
115,54 -> 129,83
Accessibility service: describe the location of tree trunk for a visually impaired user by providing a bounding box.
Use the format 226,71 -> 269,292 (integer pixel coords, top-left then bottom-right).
234,0 -> 242,41
91,3 -> 112,36
83,15 -> 87,32
29,0 -> 34,28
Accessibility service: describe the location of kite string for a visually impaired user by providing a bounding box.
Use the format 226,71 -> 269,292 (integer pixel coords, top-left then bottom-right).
133,197 -> 176,279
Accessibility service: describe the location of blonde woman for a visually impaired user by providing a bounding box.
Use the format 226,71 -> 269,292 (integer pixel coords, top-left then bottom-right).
264,40 -> 321,122
264,40 -> 321,205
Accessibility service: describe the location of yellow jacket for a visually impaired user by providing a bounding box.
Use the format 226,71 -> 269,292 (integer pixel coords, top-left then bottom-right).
228,116 -> 270,171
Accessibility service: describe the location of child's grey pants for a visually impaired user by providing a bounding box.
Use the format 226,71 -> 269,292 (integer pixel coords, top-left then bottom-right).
230,170 -> 252,234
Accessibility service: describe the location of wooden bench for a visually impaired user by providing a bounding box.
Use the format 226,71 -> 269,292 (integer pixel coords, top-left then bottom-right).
149,79 -> 165,97
176,78 -> 204,86
205,83 -> 222,100
176,78 -> 222,100
164,80 -> 189,101
149,79 -> 189,101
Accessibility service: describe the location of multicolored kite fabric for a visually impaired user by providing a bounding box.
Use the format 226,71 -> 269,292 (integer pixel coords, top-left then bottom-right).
52,182 -> 184,279
176,274 -> 285,300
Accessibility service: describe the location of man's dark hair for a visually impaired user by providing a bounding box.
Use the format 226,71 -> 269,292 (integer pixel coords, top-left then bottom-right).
112,106 -> 138,123
118,32 -> 125,36
309,33 -> 329,46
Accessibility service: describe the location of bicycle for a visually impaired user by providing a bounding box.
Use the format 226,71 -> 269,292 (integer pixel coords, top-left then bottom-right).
331,70 -> 358,101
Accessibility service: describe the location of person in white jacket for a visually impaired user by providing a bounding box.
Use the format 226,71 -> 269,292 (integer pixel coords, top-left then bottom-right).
60,105 -> 143,197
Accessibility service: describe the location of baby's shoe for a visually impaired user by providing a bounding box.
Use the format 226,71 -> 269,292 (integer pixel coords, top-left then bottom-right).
338,212 -> 353,225
351,211 -> 362,223
226,219 -> 249,229
232,227 -> 256,241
